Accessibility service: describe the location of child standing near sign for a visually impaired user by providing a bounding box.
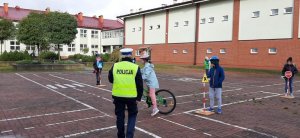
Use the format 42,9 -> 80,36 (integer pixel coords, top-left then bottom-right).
281,57 -> 298,97
207,56 -> 225,114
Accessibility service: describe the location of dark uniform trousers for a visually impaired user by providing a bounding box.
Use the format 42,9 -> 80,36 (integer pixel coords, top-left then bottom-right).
114,99 -> 138,138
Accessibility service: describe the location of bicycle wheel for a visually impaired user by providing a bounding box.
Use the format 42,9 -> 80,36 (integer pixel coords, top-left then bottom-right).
155,89 -> 176,115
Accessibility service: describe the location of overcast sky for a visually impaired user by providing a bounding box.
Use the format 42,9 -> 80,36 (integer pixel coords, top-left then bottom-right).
2,0 -> 179,19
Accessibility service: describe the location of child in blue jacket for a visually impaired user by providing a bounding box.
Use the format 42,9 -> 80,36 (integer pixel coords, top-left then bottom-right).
93,54 -> 104,85
207,56 -> 225,114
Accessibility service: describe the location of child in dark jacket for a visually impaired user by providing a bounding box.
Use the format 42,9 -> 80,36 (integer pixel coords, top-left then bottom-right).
207,56 -> 225,114
281,57 -> 298,97
93,54 -> 104,85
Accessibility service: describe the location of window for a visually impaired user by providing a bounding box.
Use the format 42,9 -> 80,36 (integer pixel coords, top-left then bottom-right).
250,48 -> 258,54
91,45 -> 99,49
284,7 -> 293,14
208,17 -> 214,23
173,49 -> 178,54
149,26 -> 153,30
132,28 -> 136,32
174,22 -> 179,27
68,44 -> 75,52
80,44 -> 88,51
135,50 -> 140,56
252,11 -> 260,18
157,25 -> 160,29
80,29 -> 87,38
222,15 -> 229,21
206,48 -> 212,54
138,27 -> 142,31
10,40 -> 20,51
26,46 -> 35,51
270,9 -> 279,16
269,48 -> 277,54
184,21 -> 189,26
91,30 -> 99,38
182,49 -> 188,54
220,48 -> 226,54
200,18 -> 206,24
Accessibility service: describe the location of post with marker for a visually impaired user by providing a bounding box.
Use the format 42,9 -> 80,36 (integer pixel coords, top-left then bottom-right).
194,74 -> 215,116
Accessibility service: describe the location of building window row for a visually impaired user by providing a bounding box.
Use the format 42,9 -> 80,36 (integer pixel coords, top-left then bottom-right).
132,27 -> 142,32
80,29 -> 100,39
174,21 -> 189,27
103,30 -> 123,39
206,48 -> 277,54
252,7 -> 293,18
201,15 -> 228,24
173,49 -> 188,54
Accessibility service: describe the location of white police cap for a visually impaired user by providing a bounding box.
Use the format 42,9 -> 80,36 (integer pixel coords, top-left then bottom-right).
120,48 -> 133,56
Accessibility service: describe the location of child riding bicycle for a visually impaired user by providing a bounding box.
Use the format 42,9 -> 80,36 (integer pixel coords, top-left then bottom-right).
139,51 -> 160,116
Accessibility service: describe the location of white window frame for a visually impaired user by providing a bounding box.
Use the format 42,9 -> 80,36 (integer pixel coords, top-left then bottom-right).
182,49 -> 188,54
206,48 -> 212,54
173,49 -> 178,54
138,27 -> 142,31
284,7 -> 293,14
268,48 -> 277,54
68,44 -> 75,52
184,21 -> 189,26
174,22 -> 179,27
157,25 -> 161,29
250,48 -> 258,54
149,26 -> 153,30
80,29 -> 87,38
270,9 -> 279,16
10,40 -> 20,51
135,50 -> 140,56
222,15 -> 229,21
200,18 -> 206,24
80,44 -> 88,51
220,48 -> 226,54
208,17 -> 214,23
91,30 -> 99,39
252,11 -> 260,18
26,46 -> 35,51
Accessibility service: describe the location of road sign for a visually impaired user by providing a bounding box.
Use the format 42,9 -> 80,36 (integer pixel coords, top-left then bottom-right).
202,74 -> 209,83
285,71 -> 292,79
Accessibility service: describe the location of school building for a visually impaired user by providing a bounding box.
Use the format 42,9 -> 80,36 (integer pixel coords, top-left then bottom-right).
0,3 -> 124,57
118,0 -> 300,70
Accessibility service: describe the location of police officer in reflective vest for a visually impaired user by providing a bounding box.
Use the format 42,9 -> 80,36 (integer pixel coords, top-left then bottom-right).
108,48 -> 143,138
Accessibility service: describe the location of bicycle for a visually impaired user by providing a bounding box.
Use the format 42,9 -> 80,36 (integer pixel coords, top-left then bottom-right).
141,89 -> 176,115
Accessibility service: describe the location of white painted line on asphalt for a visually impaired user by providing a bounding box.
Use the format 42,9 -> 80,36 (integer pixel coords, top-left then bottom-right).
33,74 -> 59,83
15,73 -> 110,116
185,112 -> 277,138
46,85 -> 58,89
49,74 -> 112,93
55,84 -> 67,89
0,108 -> 90,122
1,130 -> 13,133
203,133 -> 212,136
64,84 -> 76,88
184,92 -> 281,113
24,127 -> 35,130
61,125 -> 117,138
102,97 -> 113,102
157,117 -> 196,130
46,115 -> 107,126
135,127 -> 162,138
169,88 -> 243,99
72,83 -> 85,87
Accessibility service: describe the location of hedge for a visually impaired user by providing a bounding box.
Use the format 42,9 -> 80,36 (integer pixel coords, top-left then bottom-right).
0,51 -> 32,61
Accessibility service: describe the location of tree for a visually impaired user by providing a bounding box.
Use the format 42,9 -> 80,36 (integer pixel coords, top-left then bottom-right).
46,12 -> 78,60
82,48 -> 89,55
0,19 -> 15,54
16,13 -> 49,55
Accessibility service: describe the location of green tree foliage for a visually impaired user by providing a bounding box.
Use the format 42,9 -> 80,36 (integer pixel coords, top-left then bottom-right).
16,13 -> 48,55
0,19 -> 15,54
82,48 -> 89,54
110,48 -> 121,62
46,12 -> 78,60
39,51 -> 58,60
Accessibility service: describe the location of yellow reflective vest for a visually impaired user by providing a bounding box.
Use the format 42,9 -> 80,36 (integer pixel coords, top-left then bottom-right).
112,61 -> 138,98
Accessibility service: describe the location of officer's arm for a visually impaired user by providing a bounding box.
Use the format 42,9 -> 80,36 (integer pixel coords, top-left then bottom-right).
135,67 -> 143,101
108,65 -> 114,83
